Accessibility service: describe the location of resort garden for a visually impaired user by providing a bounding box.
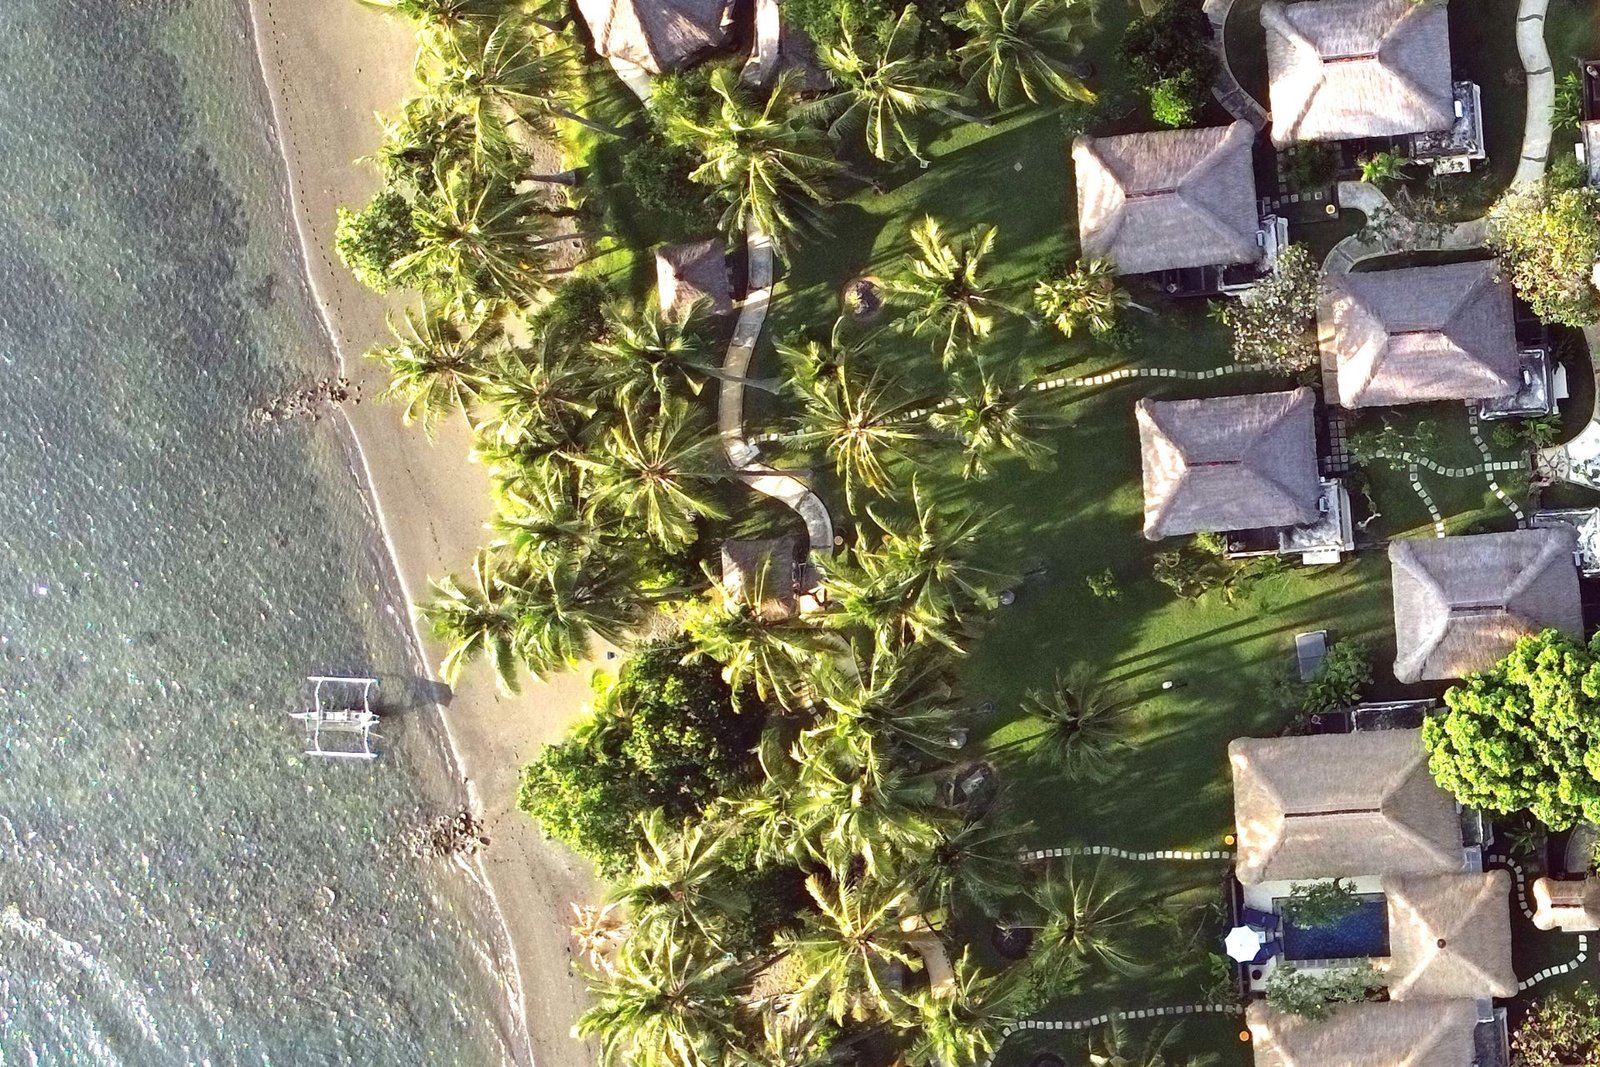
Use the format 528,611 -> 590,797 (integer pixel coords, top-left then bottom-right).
338,0 -> 1600,1063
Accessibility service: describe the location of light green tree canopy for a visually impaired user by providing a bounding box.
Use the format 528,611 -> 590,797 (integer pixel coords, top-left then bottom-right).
1422,629 -> 1600,830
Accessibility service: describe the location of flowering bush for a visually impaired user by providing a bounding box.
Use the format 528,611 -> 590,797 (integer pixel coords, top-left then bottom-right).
1218,245 -> 1322,371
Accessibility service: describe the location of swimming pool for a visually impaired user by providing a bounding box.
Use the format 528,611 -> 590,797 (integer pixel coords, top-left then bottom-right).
1280,893 -> 1390,960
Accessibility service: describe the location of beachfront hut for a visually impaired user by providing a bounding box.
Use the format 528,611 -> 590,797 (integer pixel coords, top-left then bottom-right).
1246,1000 -> 1479,1067
655,239 -> 733,321
1383,871 -> 1517,1000
1136,388 -> 1320,540
576,0 -> 734,74
1229,728 -> 1465,886
720,536 -> 799,621
1320,261 -> 1520,408
1389,527 -> 1585,683
1072,122 -> 1263,276
1531,876 -> 1600,931
1261,0 -> 1454,147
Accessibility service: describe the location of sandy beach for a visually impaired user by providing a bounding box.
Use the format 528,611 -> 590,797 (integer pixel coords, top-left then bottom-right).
241,2 -> 601,1065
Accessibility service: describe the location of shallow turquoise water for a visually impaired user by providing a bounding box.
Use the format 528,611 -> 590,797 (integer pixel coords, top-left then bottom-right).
0,1 -> 516,1062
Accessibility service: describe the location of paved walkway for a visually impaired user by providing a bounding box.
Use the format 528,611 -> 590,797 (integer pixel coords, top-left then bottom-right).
717,227 -> 836,556
1020,844 -> 1233,863
1516,0 -> 1555,186
1491,853 -> 1593,991
1322,181 -> 1487,275
1202,0 -> 1269,131
740,0 -> 781,87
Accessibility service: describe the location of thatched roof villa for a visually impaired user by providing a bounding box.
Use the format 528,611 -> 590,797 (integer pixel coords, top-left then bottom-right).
1531,876 -> 1600,931
1229,728 -> 1466,886
575,0 -> 733,74
720,536 -> 799,621
1383,871 -> 1517,1000
1389,527 -> 1584,683
1320,261 -> 1520,408
1072,122 -> 1262,276
1246,1000 -> 1480,1067
1136,388 -> 1320,540
655,238 -> 733,321
1261,0 -> 1454,147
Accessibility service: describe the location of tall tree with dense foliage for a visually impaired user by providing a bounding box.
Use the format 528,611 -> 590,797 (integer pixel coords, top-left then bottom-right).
1119,0 -> 1218,127
1423,629 -> 1600,829
1487,181 -> 1600,326
948,0 -> 1098,107
1216,244 -> 1322,371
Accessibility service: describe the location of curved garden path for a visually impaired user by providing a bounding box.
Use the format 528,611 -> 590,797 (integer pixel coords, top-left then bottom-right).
717,227 -> 836,557
1203,0 -> 1269,130
1516,0 -> 1556,185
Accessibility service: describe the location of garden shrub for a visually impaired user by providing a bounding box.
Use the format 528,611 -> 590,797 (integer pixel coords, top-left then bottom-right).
1218,245 -> 1321,372
1513,984 -> 1600,1066
1120,0 -> 1218,120
1302,639 -> 1371,714
1284,878 -> 1360,929
1148,74 -> 1201,128
531,275 -> 610,346
1487,182 -> 1600,326
1264,964 -> 1384,1021
335,188 -> 419,294
1281,143 -> 1337,189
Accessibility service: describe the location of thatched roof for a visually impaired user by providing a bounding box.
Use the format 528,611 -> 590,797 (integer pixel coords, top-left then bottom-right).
1137,388 -> 1321,540
1229,728 -> 1463,886
1073,122 -> 1262,276
1389,527 -> 1584,684
1384,871 -> 1517,1000
655,238 -> 733,320
1262,0 -> 1454,146
1320,261 -> 1520,408
576,0 -> 733,74
1532,876 -> 1600,932
1247,1000 -> 1479,1067
721,536 -> 798,621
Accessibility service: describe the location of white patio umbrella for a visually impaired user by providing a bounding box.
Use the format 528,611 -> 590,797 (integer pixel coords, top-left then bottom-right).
1224,924 -> 1264,963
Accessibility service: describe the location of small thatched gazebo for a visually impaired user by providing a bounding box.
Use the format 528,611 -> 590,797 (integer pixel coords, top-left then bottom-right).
1262,0 -> 1454,147
1246,1000 -> 1479,1067
720,536 -> 799,621
1531,876 -> 1600,931
1320,261 -> 1520,408
1389,527 -> 1584,683
1136,388 -> 1320,540
1229,728 -> 1464,886
1072,122 -> 1262,276
1383,871 -> 1517,1000
576,0 -> 733,74
655,238 -> 733,321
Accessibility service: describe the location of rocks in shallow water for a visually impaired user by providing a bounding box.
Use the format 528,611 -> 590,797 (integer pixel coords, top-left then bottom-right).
407,808 -> 490,860
251,376 -> 360,426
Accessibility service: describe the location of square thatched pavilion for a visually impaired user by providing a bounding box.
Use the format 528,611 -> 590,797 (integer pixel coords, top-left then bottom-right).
1072,122 -> 1263,276
1247,1000 -> 1480,1067
1228,728 -> 1466,887
1389,527 -> 1584,683
720,536 -> 799,621
655,238 -> 734,321
1320,261 -> 1520,408
1136,388 -> 1321,540
1383,871 -> 1517,1000
576,0 -> 733,74
1261,0 -> 1454,147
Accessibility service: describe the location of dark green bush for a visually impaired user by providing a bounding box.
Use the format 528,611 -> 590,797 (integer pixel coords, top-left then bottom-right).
616,132 -> 720,238
334,188 -> 419,294
1120,0 -> 1218,116
531,275 -> 610,346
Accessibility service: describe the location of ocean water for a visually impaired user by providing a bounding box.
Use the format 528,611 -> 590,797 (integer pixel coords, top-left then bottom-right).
0,1 -> 518,1063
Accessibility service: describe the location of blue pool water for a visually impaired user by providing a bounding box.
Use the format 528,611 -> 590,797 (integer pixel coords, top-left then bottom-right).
1281,893 -> 1390,960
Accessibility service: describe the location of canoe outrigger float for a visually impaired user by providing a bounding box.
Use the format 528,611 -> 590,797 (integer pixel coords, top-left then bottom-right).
290,676 -> 380,760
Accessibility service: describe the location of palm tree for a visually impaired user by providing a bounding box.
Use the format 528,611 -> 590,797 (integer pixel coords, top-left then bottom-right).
421,20 -> 623,139
806,645 -> 965,761
608,810 -> 748,949
489,474 -> 605,568
781,873 -> 919,1024
422,549 -> 526,693
886,217 -> 1018,367
774,318 -> 878,392
575,925 -> 748,1067
1086,1020 -> 1200,1067
729,1012 -> 850,1067
361,0 -> 506,41
396,164 -> 579,306
681,584 -> 829,710
1025,861 -> 1148,978
901,949 -> 1021,1067
989,666 -> 1138,779
512,545 -> 643,677
825,485 -> 1007,652
591,301 -> 776,406
948,0 -> 1099,108
474,327 -> 598,449
1033,258 -> 1146,337
676,68 -> 840,246
906,817 -> 1031,918
790,366 -> 930,505
1358,150 -> 1409,186
929,365 -> 1058,479
579,400 -> 727,547
373,93 -> 518,184
811,9 -> 963,162
368,303 -> 497,434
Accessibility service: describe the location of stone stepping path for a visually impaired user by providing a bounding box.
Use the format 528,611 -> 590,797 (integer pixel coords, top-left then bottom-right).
982,1005 -> 1239,1067
1490,854 -> 1593,991
1021,845 -> 1232,862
